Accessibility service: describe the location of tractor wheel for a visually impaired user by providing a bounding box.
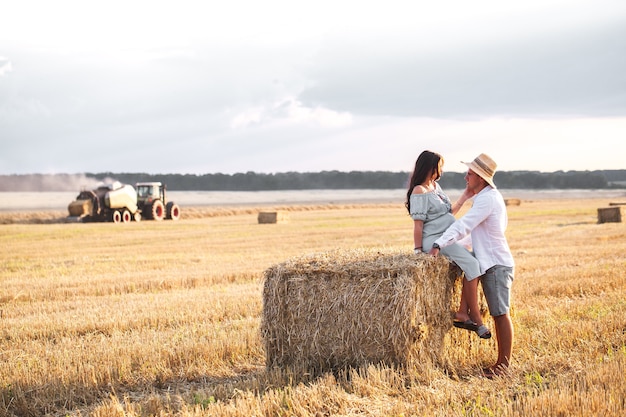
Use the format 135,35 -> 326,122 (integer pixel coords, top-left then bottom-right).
166,202 -> 181,221
121,209 -> 132,223
112,210 -> 122,223
151,200 -> 165,221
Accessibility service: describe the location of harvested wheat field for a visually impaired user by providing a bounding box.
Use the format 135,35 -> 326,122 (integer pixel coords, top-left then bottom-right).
0,199 -> 624,416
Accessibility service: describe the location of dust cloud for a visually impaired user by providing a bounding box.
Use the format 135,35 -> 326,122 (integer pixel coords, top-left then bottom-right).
0,174 -> 116,192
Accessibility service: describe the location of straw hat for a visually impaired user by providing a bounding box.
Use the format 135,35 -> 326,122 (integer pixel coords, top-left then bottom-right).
462,153 -> 497,188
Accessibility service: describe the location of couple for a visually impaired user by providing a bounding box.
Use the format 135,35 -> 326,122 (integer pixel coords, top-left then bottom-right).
405,151 -> 515,377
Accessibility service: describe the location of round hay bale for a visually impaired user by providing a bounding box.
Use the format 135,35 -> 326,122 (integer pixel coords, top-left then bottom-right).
260,248 -> 465,373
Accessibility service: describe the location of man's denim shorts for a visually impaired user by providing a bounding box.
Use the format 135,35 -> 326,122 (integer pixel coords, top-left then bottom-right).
481,265 -> 514,316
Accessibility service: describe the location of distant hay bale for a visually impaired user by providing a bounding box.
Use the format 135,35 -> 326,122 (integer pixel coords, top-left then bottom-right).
597,206 -> 621,224
505,198 -> 521,206
68,198 -> 92,217
258,211 -> 289,224
261,248 -> 465,373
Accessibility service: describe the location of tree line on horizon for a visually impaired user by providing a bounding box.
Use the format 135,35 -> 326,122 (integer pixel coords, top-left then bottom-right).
1,170 -> 625,192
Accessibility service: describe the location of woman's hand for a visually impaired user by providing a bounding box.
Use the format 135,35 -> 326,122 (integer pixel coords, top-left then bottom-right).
461,185 -> 474,201
451,186 -> 474,215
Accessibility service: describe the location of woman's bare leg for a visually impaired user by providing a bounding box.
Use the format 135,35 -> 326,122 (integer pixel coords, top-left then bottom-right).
455,278 -> 483,326
464,278 -> 483,326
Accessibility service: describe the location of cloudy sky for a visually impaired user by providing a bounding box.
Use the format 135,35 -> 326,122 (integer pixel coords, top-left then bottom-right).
1,0 -> 625,176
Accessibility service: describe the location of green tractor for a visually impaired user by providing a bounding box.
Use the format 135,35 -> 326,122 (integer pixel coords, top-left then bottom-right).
136,182 -> 181,221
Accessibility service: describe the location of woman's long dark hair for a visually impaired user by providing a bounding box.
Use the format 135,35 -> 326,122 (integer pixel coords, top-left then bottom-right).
405,150 -> 443,213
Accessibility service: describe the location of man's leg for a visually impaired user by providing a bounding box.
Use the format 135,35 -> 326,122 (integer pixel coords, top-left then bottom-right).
493,313 -> 513,372
481,265 -> 514,375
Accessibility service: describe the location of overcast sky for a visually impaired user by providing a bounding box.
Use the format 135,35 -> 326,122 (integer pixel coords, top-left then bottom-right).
1,0 -> 625,176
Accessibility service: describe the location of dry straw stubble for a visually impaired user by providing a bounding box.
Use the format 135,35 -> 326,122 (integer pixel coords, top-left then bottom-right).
261,248 -> 465,374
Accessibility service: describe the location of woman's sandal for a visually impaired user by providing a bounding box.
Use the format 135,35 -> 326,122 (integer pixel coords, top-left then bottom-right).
476,325 -> 492,339
453,319 -> 478,332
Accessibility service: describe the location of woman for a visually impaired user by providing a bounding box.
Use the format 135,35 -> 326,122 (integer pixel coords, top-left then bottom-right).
405,150 -> 490,339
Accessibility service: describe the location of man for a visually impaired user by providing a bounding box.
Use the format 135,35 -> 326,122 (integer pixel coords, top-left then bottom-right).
429,153 -> 515,377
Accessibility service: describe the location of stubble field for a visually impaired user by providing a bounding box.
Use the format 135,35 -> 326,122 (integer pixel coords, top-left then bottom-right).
0,199 -> 624,416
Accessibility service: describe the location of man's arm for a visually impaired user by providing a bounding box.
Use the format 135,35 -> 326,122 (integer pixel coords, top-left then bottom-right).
434,193 -> 492,249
